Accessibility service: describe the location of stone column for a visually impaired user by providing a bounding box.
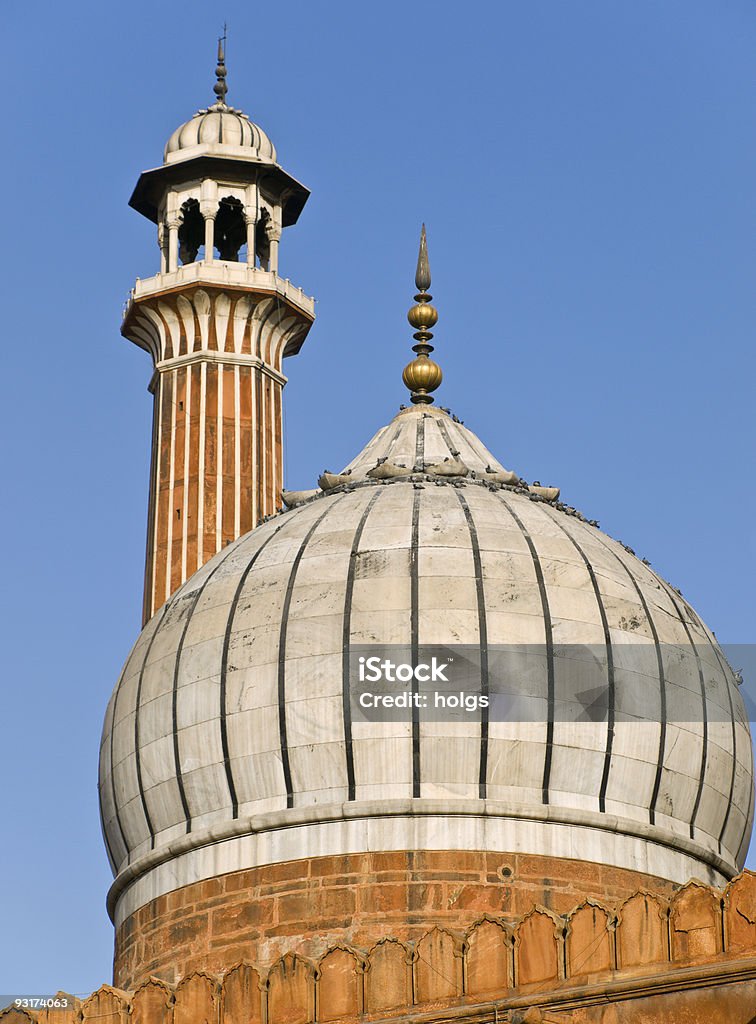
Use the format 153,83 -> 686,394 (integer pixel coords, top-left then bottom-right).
167,219 -> 180,272
267,222 -> 282,275
158,222 -> 167,273
204,214 -> 215,263
245,215 -> 256,267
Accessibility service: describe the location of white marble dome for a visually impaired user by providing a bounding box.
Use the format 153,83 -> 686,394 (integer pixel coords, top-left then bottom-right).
100,405 -> 753,924
164,104 -> 276,164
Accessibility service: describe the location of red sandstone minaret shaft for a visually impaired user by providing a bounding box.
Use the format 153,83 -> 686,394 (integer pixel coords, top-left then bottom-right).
121,42 -> 314,623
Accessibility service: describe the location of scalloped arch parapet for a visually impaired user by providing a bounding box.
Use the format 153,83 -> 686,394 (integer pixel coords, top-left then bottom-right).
464,917 -> 514,996
130,979 -> 173,1024
413,926 -> 464,1003
365,939 -> 414,1014
316,947 -> 366,1021
564,900 -> 617,978
514,907 -> 566,988
615,890 -> 670,969
670,880 -> 724,962
12,878 -> 756,1023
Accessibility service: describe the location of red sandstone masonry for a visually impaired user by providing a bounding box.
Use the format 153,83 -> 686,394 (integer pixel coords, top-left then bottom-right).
114,850 -> 679,988
6,872 -> 756,1024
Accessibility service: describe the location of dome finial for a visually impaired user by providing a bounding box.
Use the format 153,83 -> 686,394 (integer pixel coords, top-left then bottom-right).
402,225 -> 442,405
213,27 -> 229,107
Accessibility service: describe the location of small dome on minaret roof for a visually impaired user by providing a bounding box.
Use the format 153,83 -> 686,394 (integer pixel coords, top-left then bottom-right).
129,37 -> 308,227
164,38 -> 277,165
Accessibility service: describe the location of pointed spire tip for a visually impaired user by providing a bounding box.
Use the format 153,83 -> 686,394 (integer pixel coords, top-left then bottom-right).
415,224 -> 431,294
403,224 -> 442,405
213,27 -> 229,106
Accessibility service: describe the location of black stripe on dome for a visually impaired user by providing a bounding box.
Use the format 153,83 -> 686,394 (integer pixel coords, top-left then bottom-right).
457,491 -> 490,798
104,685 -> 129,868
219,517 -> 294,817
595,537 -> 711,840
414,415 -> 426,472
736,763 -> 755,866
679,594 -> 745,857
654,581 -> 709,840
342,489 -> 382,801
384,421 -> 404,462
583,527 -> 667,824
98,777 -> 118,874
436,416 -> 461,460
499,496 -> 556,805
709,642 -> 739,851
172,537 -> 248,834
278,498 -> 346,809
411,487 -> 421,797
133,601 -> 172,850
450,418 -> 494,469
540,508 -> 617,815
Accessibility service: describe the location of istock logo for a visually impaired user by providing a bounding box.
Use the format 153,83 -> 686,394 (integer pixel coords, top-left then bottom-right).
358,656 -> 450,683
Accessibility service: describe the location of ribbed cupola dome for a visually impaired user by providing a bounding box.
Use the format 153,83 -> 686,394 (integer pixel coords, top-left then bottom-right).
99,401 -> 753,927
162,38 -> 276,165
164,106 -> 276,164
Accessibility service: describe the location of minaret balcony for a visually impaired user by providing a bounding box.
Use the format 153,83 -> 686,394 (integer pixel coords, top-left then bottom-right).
124,261 -> 315,323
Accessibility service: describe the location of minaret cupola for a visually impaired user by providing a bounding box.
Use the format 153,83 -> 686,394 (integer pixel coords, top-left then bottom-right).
122,39 -> 315,622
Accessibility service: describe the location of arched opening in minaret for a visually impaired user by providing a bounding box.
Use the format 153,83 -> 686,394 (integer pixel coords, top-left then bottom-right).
178,198 -> 204,264
215,196 -> 246,261
255,208 -> 271,270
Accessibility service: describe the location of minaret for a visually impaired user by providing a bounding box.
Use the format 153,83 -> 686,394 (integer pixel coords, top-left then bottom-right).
123,40 -> 315,623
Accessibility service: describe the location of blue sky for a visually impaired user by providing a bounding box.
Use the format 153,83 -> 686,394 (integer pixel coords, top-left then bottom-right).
1,0 -> 754,995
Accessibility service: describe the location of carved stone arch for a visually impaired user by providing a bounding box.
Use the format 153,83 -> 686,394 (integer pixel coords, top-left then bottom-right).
464,916 -> 513,997
131,978 -> 173,1024
80,986 -> 130,1024
221,962 -> 263,1024
670,879 -> 723,962
364,938 -> 413,1013
0,1010 -> 38,1024
266,953 -> 316,1024
514,907 -> 565,988
173,972 -> 219,1024
316,946 -> 366,1021
178,197 -> 203,264
616,890 -> 669,969
413,926 -> 464,1003
215,196 -> 246,261
564,899 -> 616,979
725,869 -> 756,953
36,995 -> 81,1024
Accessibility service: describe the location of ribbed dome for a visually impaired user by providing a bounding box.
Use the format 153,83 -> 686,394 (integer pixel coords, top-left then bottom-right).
100,405 -> 753,923
164,103 -> 276,164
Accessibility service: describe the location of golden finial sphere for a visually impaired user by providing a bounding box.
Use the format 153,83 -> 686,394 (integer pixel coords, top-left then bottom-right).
402,355 -> 443,394
407,303 -> 439,330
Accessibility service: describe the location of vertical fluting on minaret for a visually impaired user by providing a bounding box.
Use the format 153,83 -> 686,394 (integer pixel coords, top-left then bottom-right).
123,43 -> 314,623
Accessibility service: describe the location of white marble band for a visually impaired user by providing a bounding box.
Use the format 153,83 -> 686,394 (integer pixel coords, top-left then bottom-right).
110,801 -> 733,927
